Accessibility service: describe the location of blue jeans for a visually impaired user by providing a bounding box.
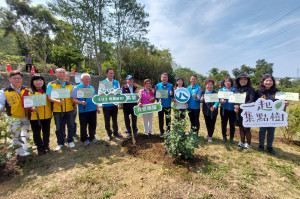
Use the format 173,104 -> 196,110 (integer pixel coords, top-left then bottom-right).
53,111 -> 75,145
259,127 -> 276,147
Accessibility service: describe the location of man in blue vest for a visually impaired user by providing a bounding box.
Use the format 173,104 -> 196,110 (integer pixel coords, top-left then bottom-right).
187,75 -> 202,134
154,72 -> 174,137
102,68 -> 123,141
71,73 -> 100,145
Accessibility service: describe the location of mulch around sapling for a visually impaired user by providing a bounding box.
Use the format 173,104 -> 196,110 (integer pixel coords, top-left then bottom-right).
121,134 -> 202,167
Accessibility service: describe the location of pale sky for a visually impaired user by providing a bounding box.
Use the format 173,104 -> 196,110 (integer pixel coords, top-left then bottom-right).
1,0 -> 300,78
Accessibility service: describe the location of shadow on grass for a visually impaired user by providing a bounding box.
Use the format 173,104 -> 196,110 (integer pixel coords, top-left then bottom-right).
0,138 -> 125,194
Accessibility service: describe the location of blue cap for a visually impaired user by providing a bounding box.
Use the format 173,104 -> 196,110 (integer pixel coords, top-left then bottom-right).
126,75 -> 133,80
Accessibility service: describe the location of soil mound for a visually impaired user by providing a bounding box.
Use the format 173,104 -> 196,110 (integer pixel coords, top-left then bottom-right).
121,134 -> 202,167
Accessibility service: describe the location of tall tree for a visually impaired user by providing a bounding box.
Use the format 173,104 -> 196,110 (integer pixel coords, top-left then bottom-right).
110,0 -> 149,78
49,0 -> 108,76
2,0 -> 59,72
232,64 -> 255,78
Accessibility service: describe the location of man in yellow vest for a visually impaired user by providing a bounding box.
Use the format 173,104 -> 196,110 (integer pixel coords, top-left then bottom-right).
46,68 -> 75,151
0,70 -> 31,156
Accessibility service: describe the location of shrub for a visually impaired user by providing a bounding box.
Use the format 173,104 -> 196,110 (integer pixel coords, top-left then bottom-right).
0,113 -> 22,165
284,104 -> 300,141
163,108 -> 199,159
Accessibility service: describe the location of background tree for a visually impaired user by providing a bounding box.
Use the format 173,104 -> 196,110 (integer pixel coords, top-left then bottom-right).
173,66 -> 206,86
207,67 -> 230,89
110,0 -> 149,78
232,64 -> 255,78
50,21 -> 84,71
49,0 -> 109,76
2,0 -> 59,72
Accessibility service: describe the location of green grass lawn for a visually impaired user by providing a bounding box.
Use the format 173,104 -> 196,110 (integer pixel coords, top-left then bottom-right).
0,105 -> 299,199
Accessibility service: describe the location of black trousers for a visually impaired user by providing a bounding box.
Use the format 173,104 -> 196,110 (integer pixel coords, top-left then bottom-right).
158,107 -> 171,134
123,103 -> 138,134
25,64 -> 32,72
188,109 -> 200,134
204,115 -> 217,137
30,118 -> 51,151
79,111 -> 97,142
239,126 -> 251,144
103,106 -> 118,136
220,109 -> 236,139
174,109 -> 186,121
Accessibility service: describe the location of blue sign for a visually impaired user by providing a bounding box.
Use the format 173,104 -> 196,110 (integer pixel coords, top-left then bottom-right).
175,88 -> 190,103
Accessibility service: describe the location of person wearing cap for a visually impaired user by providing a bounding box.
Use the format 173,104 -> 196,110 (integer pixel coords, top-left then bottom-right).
201,78 -> 219,143
187,75 -> 202,134
102,68 -> 123,141
218,80 -> 224,89
121,75 -> 139,137
154,72 -> 174,137
234,73 -> 256,149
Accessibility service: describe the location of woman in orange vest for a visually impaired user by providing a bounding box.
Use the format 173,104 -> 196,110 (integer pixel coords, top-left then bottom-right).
22,74 -> 52,156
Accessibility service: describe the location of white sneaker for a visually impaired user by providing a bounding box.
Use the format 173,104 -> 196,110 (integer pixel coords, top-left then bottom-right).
18,151 -> 31,157
148,132 -> 155,135
204,135 -> 209,139
68,142 -> 75,148
208,137 -> 213,143
243,143 -> 252,149
55,145 -> 63,151
238,142 -> 244,148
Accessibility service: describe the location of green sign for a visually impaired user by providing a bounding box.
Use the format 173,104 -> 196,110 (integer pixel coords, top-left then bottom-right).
155,90 -> 168,99
204,93 -> 219,102
228,93 -> 246,104
77,88 -> 94,98
124,94 -> 139,103
134,103 -> 162,116
275,92 -> 299,101
98,81 -> 113,90
75,73 -> 82,84
51,89 -> 70,99
23,95 -> 47,108
218,91 -> 233,99
93,95 -> 127,104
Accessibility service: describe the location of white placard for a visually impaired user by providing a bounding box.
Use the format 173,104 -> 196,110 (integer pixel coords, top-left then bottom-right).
240,98 -> 288,127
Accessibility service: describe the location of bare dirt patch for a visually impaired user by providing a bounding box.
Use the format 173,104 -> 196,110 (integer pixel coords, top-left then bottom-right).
0,156 -> 25,183
121,134 -> 203,168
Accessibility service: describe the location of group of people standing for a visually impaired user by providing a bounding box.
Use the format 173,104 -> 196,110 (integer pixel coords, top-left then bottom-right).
0,68 -> 287,157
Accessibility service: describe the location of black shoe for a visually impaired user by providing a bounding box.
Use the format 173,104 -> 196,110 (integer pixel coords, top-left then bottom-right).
113,133 -> 123,138
230,138 -> 234,144
133,132 -> 138,137
267,147 -> 276,155
258,145 -> 264,151
222,137 -> 227,142
73,134 -> 80,138
38,150 -> 46,156
160,133 -> 164,138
